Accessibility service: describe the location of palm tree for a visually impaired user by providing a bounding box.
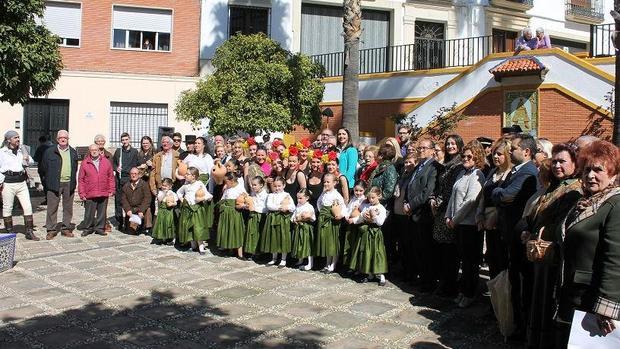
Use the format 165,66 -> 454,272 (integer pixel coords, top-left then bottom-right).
342,0 -> 361,141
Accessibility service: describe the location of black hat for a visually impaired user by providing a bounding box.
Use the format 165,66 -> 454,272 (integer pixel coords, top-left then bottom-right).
501,124 -> 523,134
185,135 -> 196,144
477,136 -> 494,148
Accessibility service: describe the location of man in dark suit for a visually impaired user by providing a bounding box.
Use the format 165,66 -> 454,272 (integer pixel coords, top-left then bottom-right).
404,139 -> 440,290
492,133 -> 539,339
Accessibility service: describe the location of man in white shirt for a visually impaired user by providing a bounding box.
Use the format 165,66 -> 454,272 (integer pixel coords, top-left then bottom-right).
0,130 -> 38,240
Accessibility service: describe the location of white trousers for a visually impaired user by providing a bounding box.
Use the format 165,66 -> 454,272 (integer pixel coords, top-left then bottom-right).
2,181 -> 33,216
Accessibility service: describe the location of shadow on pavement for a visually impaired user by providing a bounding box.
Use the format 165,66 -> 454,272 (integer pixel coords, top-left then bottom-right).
0,290 -> 325,348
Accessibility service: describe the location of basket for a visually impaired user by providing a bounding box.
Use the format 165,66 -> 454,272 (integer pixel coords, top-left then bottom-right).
0,233 -> 16,273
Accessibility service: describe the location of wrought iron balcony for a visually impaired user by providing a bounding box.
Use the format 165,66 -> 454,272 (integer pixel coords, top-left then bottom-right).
565,0 -> 604,24
490,0 -> 534,10
589,23 -> 614,57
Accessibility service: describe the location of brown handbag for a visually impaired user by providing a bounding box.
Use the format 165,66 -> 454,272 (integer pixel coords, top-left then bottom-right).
526,227 -> 554,263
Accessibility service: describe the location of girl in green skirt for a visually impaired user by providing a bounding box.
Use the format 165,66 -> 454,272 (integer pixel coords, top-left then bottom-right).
342,181 -> 367,270
291,189 -> 316,271
216,172 -> 247,258
177,167 -> 213,254
260,176 -> 295,268
243,176 -> 268,259
316,173 -> 346,273
348,186 -> 388,286
152,178 -> 177,245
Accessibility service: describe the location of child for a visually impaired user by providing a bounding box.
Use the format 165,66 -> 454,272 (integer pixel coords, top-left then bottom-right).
291,189 -> 316,271
152,178 -> 177,245
260,176 -> 295,267
177,167 -> 213,254
348,186 -> 388,286
316,173 -> 346,273
217,172 -> 247,259
243,176 -> 268,259
342,181 -> 367,269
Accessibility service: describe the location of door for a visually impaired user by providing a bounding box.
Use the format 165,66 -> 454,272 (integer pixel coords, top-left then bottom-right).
23,99 -> 69,154
492,29 -> 518,53
414,21 -> 445,70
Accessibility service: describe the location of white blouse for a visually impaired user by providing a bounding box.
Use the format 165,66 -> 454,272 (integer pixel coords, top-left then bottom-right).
353,202 -> 387,226
177,180 -> 212,205
183,153 -> 214,175
317,189 -> 345,210
292,202 -> 317,223
344,196 -> 366,219
222,183 -> 247,200
251,189 -> 269,214
266,191 -> 295,212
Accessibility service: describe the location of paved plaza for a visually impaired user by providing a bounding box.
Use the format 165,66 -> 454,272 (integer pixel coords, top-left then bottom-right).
0,200 -> 515,349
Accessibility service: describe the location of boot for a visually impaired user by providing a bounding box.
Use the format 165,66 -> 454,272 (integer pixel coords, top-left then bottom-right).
2,217 -> 14,234
24,215 -> 40,241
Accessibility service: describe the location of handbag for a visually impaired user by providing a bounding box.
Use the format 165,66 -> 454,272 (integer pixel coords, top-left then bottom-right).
526,227 -> 554,263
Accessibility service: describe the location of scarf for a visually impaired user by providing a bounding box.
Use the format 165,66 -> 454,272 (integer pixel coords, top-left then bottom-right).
565,184 -> 620,231
359,161 -> 378,183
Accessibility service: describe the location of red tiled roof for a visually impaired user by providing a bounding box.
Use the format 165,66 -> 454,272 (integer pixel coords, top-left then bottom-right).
489,56 -> 546,74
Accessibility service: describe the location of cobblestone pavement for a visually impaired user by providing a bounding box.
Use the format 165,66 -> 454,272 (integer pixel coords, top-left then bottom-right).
0,201 -> 517,348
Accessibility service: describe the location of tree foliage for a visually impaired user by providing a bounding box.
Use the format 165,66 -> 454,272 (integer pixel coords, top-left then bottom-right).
175,34 -> 325,136
396,103 -> 466,141
0,0 -> 63,105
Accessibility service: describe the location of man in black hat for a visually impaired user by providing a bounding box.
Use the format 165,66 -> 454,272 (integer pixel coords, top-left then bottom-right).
501,124 -> 523,139
477,136 -> 495,176
180,135 -> 196,160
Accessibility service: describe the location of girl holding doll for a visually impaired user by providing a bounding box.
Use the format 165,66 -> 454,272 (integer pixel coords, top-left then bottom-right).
260,176 -> 295,267
177,167 -> 213,254
342,181 -> 367,267
291,189 -> 316,271
152,178 -> 177,245
316,173 -> 346,273
183,137 -> 215,231
217,172 -> 248,258
243,176 -> 268,258
348,186 -> 388,286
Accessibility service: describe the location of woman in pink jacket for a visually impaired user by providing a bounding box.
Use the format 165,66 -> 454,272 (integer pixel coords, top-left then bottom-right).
78,144 -> 115,236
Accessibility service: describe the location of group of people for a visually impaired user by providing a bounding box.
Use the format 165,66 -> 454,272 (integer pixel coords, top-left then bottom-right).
1,124 -> 619,348
515,27 -> 551,53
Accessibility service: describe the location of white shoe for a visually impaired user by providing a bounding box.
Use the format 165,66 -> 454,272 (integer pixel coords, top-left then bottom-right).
278,260 -> 287,268
267,260 -> 276,266
301,264 -> 312,271
453,293 -> 464,305
458,297 -> 474,308
198,243 -> 206,255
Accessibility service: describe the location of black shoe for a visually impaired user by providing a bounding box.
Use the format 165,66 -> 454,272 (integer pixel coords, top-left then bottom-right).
81,231 -> 93,237
358,277 -> 370,283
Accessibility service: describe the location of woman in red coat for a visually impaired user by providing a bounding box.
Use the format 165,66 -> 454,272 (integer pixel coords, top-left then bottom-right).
78,144 -> 115,236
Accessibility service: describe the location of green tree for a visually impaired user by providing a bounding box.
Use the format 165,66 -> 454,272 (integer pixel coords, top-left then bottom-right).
175,34 -> 325,136
0,0 -> 63,105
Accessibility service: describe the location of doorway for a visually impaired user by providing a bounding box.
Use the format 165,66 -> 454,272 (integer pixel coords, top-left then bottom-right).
23,99 -> 69,153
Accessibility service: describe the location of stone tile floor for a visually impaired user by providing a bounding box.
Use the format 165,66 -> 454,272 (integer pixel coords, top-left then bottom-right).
0,201 -> 518,348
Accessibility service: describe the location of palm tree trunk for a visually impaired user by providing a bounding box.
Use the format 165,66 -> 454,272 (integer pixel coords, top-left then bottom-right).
342,0 -> 361,142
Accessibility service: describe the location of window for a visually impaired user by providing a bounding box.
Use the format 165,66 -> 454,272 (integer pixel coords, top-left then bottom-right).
551,38 -> 588,53
38,1 -> 82,47
229,6 -> 270,37
109,102 -> 168,148
112,6 -> 172,52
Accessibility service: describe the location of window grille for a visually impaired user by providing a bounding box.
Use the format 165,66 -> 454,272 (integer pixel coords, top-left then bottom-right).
229,6 -> 270,37
109,102 -> 168,148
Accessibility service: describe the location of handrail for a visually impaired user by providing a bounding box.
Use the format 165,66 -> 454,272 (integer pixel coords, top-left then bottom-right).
311,34 -> 507,77
590,23 -> 614,57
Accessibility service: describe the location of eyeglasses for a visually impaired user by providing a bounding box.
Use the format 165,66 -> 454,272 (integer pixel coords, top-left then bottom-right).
173,138 -> 182,142
417,146 -> 431,151
463,154 -> 474,160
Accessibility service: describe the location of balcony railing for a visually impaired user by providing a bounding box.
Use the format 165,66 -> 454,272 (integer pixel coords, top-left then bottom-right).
311,34 -> 507,77
566,0 -> 604,23
590,23 -> 614,57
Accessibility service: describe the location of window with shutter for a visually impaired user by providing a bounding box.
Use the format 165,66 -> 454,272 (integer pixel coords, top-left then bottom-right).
38,1 -> 82,47
111,6 -> 173,52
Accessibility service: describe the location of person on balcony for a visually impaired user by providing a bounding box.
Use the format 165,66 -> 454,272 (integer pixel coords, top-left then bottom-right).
515,27 -> 538,53
535,27 -> 551,49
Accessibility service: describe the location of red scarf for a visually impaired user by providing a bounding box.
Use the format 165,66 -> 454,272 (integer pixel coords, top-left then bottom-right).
360,161 -> 378,182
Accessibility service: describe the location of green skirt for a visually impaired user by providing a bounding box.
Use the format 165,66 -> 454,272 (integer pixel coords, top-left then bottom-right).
315,206 -> 341,257
342,223 -> 360,266
292,221 -> 315,259
152,202 -> 175,240
216,199 -> 245,249
259,212 -> 292,253
177,201 -> 209,243
348,224 -> 388,274
198,174 -> 214,230
244,211 -> 264,254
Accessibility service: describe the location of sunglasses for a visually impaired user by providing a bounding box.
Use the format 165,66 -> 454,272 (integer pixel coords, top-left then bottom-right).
463,154 -> 474,160
173,138 -> 182,142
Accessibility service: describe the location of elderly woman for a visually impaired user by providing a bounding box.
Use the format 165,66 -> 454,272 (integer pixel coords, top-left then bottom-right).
535,27 -> 551,49
534,138 -> 553,169
556,141 -> 620,347
94,134 -> 113,159
378,137 -> 404,174
445,140 -> 486,308
524,143 -> 583,348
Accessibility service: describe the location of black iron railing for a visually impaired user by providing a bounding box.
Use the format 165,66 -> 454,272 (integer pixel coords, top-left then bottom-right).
590,23 -> 614,57
311,34 -> 507,77
566,1 -> 604,21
